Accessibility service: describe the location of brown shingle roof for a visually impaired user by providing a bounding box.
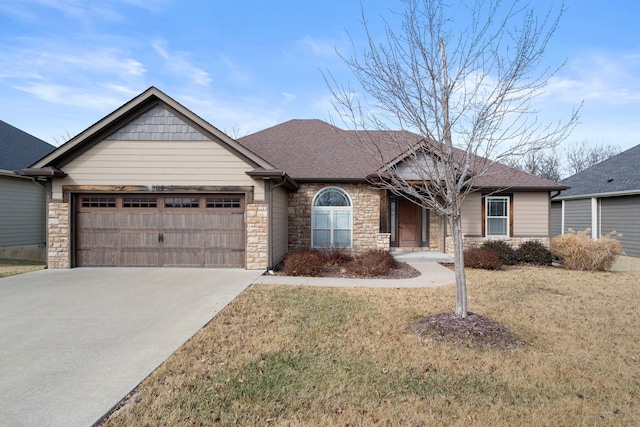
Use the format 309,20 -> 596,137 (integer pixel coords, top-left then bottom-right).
237,119 -> 566,190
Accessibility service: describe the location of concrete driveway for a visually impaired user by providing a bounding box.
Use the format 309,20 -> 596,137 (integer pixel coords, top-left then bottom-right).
0,267 -> 262,427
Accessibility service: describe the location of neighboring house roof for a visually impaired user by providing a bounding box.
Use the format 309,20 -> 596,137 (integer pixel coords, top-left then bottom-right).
28,87 -> 277,175
238,118 -> 566,190
0,120 -> 56,170
555,144 -> 640,199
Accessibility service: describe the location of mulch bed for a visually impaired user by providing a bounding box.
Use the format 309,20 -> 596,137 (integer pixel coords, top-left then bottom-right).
412,312 -> 528,350
268,261 -> 421,279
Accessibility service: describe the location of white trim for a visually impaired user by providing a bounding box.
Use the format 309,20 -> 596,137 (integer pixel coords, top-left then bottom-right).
485,195 -> 510,237
554,188 -> 640,201
591,197 -> 598,239
311,186 -> 353,248
561,200 -> 565,235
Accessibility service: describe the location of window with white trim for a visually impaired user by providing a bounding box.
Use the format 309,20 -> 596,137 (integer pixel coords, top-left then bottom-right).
312,187 -> 352,248
486,196 -> 510,237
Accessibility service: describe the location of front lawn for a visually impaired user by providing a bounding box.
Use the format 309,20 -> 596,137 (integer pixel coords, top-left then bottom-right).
0,259 -> 45,278
101,267 -> 640,426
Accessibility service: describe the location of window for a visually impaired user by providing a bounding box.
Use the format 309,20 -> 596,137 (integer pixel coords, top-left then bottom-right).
165,197 -> 199,208
123,197 -> 157,208
81,197 -> 116,208
206,197 -> 242,209
485,196 -> 510,237
312,187 -> 352,248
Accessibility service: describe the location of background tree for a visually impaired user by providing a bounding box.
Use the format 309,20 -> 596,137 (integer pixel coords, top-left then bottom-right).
328,0 -> 579,318
564,140 -> 620,175
505,149 -> 562,181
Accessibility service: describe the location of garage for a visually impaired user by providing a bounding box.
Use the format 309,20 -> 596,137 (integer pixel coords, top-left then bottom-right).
75,194 -> 245,267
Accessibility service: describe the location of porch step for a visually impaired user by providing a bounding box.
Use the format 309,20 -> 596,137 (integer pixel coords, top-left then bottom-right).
391,250 -> 454,263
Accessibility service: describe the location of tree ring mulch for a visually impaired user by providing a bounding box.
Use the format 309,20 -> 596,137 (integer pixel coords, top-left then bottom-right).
411,312 -> 527,350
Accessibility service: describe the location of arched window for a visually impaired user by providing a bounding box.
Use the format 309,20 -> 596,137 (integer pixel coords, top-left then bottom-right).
312,187 -> 352,248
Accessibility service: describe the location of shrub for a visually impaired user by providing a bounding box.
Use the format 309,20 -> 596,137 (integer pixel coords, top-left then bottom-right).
348,249 -> 399,277
283,249 -> 324,277
550,228 -> 624,271
319,247 -> 353,266
464,247 -> 503,270
481,240 -> 519,265
517,240 -> 553,265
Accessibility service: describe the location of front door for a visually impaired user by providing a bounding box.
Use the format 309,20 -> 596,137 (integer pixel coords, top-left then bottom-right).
398,198 -> 420,247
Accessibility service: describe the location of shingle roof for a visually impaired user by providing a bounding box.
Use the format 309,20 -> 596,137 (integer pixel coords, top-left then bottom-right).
0,120 -> 55,170
238,119 -> 566,190
557,144 -> 640,198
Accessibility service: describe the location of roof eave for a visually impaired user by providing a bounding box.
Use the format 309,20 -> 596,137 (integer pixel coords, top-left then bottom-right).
246,169 -> 299,191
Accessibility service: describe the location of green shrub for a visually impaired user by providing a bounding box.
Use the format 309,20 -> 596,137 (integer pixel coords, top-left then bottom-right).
517,240 -> 553,265
464,247 -> 503,270
481,240 -> 519,265
348,249 -> 399,277
283,249 -> 324,277
550,228 -> 624,271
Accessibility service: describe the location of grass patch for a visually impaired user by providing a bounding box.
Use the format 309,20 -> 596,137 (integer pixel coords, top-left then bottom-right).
102,267 -> 640,426
0,259 -> 45,278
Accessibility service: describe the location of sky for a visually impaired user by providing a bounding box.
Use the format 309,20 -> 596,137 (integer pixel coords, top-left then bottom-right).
0,0 -> 639,154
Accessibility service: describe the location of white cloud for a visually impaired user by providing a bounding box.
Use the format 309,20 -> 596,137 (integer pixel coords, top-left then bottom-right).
299,36 -> 338,58
15,83 -> 125,109
152,42 -> 212,86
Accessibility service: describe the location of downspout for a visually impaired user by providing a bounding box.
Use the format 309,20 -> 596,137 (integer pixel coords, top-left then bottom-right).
268,173 -> 288,270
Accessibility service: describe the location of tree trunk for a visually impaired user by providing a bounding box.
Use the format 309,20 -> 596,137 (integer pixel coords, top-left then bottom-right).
451,213 -> 468,318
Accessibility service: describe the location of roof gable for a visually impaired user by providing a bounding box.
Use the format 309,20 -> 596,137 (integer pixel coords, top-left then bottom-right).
0,120 -> 55,170
558,144 -> 640,198
31,87 -> 274,171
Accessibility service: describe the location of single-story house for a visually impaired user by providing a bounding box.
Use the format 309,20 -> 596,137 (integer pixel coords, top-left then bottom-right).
22,87 -> 566,269
0,120 -> 56,261
551,144 -> 640,258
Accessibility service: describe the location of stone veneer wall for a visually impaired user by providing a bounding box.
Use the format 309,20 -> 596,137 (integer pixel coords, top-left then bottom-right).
47,201 -> 71,268
245,203 -> 269,269
288,183 -> 389,255
445,235 -> 551,256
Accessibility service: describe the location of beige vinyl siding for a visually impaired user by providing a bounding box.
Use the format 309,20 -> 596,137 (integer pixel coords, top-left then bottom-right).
52,139 -> 264,200
460,192 -> 482,236
0,174 -> 46,246
271,186 -> 288,265
513,192 -> 549,236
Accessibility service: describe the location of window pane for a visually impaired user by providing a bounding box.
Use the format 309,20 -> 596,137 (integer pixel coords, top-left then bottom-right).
314,211 -> 331,228
333,230 -> 351,247
314,188 -> 350,206
487,218 -> 507,236
313,230 -> 331,247
334,211 -> 350,229
488,198 -> 507,216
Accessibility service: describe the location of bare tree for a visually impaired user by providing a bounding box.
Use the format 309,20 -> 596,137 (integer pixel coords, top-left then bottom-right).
506,149 -> 562,181
564,140 -> 620,176
327,0 -> 579,318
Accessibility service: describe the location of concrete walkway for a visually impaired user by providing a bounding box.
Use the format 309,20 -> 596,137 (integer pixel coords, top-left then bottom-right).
0,268 -> 262,427
253,252 -> 455,288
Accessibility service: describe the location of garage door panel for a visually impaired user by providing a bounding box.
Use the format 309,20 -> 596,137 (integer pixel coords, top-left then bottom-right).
121,249 -> 160,267
75,194 -> 246,268
205,250 -> 244,268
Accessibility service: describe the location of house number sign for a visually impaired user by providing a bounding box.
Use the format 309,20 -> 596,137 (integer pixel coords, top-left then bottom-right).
151,185 -> 166,191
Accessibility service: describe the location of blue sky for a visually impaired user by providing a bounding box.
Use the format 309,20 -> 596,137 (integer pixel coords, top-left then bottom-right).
1,0 -> 639,152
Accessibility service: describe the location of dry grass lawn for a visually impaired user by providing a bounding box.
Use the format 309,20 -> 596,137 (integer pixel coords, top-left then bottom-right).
0,259 -> 45,278
102,267 -> 640,426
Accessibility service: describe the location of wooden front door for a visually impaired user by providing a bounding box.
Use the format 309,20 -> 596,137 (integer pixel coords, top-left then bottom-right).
398,198 -> 420,247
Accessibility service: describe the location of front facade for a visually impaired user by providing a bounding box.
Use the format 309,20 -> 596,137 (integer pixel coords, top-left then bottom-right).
25,88 -> 562,269
551,144 -> 640,258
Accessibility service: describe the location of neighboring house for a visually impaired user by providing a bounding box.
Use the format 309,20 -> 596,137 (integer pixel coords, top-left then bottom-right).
551,144 -> 640,258
22,87 -> 565,270
0,120 -> 56,261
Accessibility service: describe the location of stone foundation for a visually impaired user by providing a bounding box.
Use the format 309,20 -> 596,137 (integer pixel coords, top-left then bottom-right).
47,202 -> 70,269
245,203 -> 269,269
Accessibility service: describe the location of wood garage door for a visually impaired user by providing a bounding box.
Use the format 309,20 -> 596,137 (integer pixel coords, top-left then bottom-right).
75,194 -> 245,267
